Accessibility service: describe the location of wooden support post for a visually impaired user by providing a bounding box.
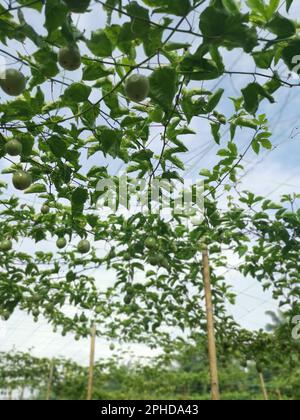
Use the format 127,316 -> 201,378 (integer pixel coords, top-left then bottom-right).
259,372 -> 269,401
87,324 -> 97,401
276,388 -> 283,401
202,246 -> 220,401
19,385 -> 25,400
46,359 -> 54,401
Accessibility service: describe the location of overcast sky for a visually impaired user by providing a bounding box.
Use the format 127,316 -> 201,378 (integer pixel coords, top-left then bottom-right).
0,0 -> 299,365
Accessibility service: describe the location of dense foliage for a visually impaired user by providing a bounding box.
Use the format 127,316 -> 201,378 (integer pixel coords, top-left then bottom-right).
1,321 -> 299,400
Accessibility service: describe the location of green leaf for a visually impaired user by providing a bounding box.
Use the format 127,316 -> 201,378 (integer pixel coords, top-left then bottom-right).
45,0 -> 67,33
24,184 -> 47,194
234,117 -> 258,129
72,187 -> 88,217
117,23 -> 136,55
180,54 -> 222,81
267,13 -> 296,38
17,0 -> 43,11
238,245 -> 248,257
260,138 -> 272,150
282,39 -> 300,71
18,134 -> 34,157
96,127 -> 122,158
132,149 -> 153,162
242,82 -> 274,114
143,25 -> 164,56
247,0 -> 267,18
209,46 -> 225,72
262,199 -> 282,210
47,136 -> 68,159
264,75 -> 282,95
82,62 -> 113,81
62,83 -> 92,103
205,88 -> 224,113
164,42 -> 191,51
126,1 -> 150,39
87,30 -> 113,57
252,50 -> 274,69
252,140 -> 260,154
222,0 -> 240,15
0,100 -> 33,122
33,47 -> 59,79
286,0 -> 293,12
149,67 -> 177,111
267,0 -> 281,17
166,154 -> 184,170
217,148 -> 230,157
211,123 -> 221,144
141,0 -> 191,16
200,6 -> 258,52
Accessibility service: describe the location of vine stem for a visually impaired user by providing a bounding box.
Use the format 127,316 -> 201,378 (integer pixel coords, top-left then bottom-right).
0,0 -> 41,17
0,0 -> 204,132
205,130 -> 259,198
150,77 -> 186,179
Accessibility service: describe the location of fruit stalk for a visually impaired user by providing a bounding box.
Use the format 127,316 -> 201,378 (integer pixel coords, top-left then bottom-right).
87,324 -> 97,401
202,245 -> 220,401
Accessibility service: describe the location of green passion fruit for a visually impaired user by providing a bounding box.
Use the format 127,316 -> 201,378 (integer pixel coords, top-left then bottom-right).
5,139 -> 23,156
12,171 -> 32,191
0,240 -> 12,252
41,204 -> 50,215
0,69 -> 26,96
145,237 -> 157,249
58,45 -> 81,71
77,239 -> 91,254
125,74 -> 150,102
57,237 -> 67,249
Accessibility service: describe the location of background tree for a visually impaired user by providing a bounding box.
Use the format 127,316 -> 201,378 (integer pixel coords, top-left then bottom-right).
0,0 -> 299,400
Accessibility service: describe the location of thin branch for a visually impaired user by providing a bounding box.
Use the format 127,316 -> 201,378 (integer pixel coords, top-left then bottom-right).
27,1 -> 204,130
96,0 -> 205,40
205,130 -> 259,198
0,0 -> 41,17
